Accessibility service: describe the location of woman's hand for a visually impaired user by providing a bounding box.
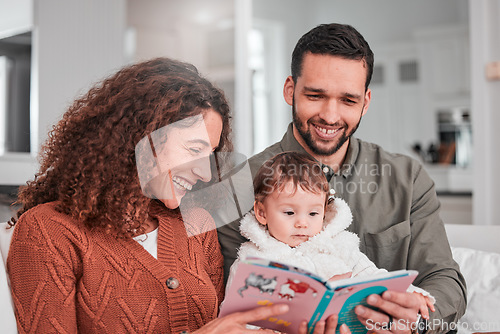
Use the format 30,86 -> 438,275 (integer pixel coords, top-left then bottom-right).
194,304 -> 290,333
298,314 -> 351,334
195,305 -> 352,334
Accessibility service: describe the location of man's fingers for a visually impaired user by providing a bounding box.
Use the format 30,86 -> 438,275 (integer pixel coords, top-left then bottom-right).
234,304 -> 289,324
366,292 -> 420,323
381,291 -> 421,310
355,314 -> 392,334
339,323 -> 352,334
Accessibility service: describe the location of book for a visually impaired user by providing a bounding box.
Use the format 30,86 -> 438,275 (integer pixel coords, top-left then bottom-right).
219,257 -> 418,334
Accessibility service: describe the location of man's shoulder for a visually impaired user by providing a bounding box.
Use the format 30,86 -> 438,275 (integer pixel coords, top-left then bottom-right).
354,137 -> 421,167
247,142 -> 284,175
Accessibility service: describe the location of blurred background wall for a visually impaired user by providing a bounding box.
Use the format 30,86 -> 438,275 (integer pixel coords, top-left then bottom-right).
1,0 -> 499,225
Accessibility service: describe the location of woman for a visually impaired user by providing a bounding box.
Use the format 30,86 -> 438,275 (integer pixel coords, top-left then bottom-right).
7,58 -> 342,334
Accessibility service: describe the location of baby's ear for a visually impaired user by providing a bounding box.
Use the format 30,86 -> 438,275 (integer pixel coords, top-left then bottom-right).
254,201 -> 267,226
324,200 -> 337,222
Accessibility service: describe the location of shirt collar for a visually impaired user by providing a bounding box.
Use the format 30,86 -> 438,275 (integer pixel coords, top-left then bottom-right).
279,123 -> 360,179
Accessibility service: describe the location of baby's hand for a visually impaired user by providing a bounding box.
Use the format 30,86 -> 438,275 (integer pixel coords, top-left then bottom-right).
327,272 -> 352,282
412,292 -> 435,320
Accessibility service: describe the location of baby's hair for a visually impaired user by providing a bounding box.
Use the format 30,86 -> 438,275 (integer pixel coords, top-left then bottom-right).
253,152 -> 329,206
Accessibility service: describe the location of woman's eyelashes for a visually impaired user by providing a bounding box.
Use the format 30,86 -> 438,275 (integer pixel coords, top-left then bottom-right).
188,146 -> 202,154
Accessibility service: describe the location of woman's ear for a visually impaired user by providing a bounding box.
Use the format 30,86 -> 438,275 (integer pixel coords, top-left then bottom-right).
254,201 -> 267,226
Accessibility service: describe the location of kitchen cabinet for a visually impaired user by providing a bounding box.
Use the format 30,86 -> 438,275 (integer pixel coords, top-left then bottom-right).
415,25 -> 473,193
438,194 -> 472,225
415,25 -> 470,131
357,25 -> 473,194
359,25 -> 470,157
356,43 -> 424,157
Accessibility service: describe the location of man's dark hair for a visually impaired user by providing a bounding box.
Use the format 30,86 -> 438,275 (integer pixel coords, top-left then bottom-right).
291,23 -> 374,91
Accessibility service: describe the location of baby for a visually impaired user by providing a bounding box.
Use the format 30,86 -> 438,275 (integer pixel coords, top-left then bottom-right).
227,151 -> 435,320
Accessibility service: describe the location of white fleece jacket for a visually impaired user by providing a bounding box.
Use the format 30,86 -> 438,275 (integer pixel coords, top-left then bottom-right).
227,197 -> 434,302
233,197 -> 382,280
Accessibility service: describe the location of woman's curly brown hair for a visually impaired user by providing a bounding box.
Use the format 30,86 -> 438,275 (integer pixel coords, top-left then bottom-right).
11,57 -> 232,237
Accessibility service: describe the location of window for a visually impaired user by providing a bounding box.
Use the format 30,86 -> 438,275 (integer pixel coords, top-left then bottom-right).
0,32 -> 31,154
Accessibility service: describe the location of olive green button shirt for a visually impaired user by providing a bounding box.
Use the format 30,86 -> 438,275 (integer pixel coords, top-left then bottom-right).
217,123 -> 466,333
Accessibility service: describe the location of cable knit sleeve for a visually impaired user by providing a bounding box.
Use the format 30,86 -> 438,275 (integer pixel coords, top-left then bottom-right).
7,205 -> 84,334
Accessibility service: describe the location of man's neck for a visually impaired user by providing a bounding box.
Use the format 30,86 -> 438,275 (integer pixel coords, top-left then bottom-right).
292,125 -> 349,173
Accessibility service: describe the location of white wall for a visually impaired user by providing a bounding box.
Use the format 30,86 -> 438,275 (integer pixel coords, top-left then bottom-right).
127,0 -> 234,74
127,0 -> 239,149
0,0 -> 128,185
0,0 -> 33,39
35,0 -> 127,152
470,0 -> 500,225
253,0 -> 468,73
250,0 -> 470,158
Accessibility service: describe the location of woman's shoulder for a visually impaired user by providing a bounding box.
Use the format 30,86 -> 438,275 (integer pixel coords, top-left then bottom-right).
14,202 -> 88,245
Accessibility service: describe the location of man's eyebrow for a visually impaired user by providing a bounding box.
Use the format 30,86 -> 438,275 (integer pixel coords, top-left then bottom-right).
303,86 -> 326,93
344,92 -> 362,100
303,86 -> 362,100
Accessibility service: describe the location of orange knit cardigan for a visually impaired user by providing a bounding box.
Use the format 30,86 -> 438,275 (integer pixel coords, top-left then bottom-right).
7,201 -> 224,333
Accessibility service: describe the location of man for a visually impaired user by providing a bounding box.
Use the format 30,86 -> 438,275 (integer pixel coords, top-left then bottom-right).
218,23 -> 466,333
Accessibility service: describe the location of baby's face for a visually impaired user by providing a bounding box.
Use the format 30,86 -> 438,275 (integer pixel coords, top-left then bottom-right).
254,182 -> 326,247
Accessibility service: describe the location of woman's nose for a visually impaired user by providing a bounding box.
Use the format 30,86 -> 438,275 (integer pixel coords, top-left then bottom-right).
192,155 -> 212,182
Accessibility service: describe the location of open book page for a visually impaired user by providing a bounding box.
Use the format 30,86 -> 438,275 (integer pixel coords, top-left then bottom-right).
219,256 -> 417,334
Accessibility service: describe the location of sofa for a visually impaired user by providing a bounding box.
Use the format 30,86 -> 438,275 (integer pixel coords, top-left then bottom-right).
444,224 -> 500,334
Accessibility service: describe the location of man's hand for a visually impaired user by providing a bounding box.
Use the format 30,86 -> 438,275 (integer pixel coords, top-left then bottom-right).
354,291 -> 422,334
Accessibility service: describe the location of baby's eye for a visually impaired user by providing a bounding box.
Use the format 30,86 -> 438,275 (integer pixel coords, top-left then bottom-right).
284,211 -> 294,216
309,212 -> 320,216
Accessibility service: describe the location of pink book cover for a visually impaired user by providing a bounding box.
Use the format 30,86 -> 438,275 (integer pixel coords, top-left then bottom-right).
219,257 -> 418,334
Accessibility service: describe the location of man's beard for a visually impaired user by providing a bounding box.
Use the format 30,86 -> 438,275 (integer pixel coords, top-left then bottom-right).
292,102 -> 363,156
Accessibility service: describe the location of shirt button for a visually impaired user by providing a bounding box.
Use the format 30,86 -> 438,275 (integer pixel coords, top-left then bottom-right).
322,166 -> 329,174
166,277 -> 180,289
